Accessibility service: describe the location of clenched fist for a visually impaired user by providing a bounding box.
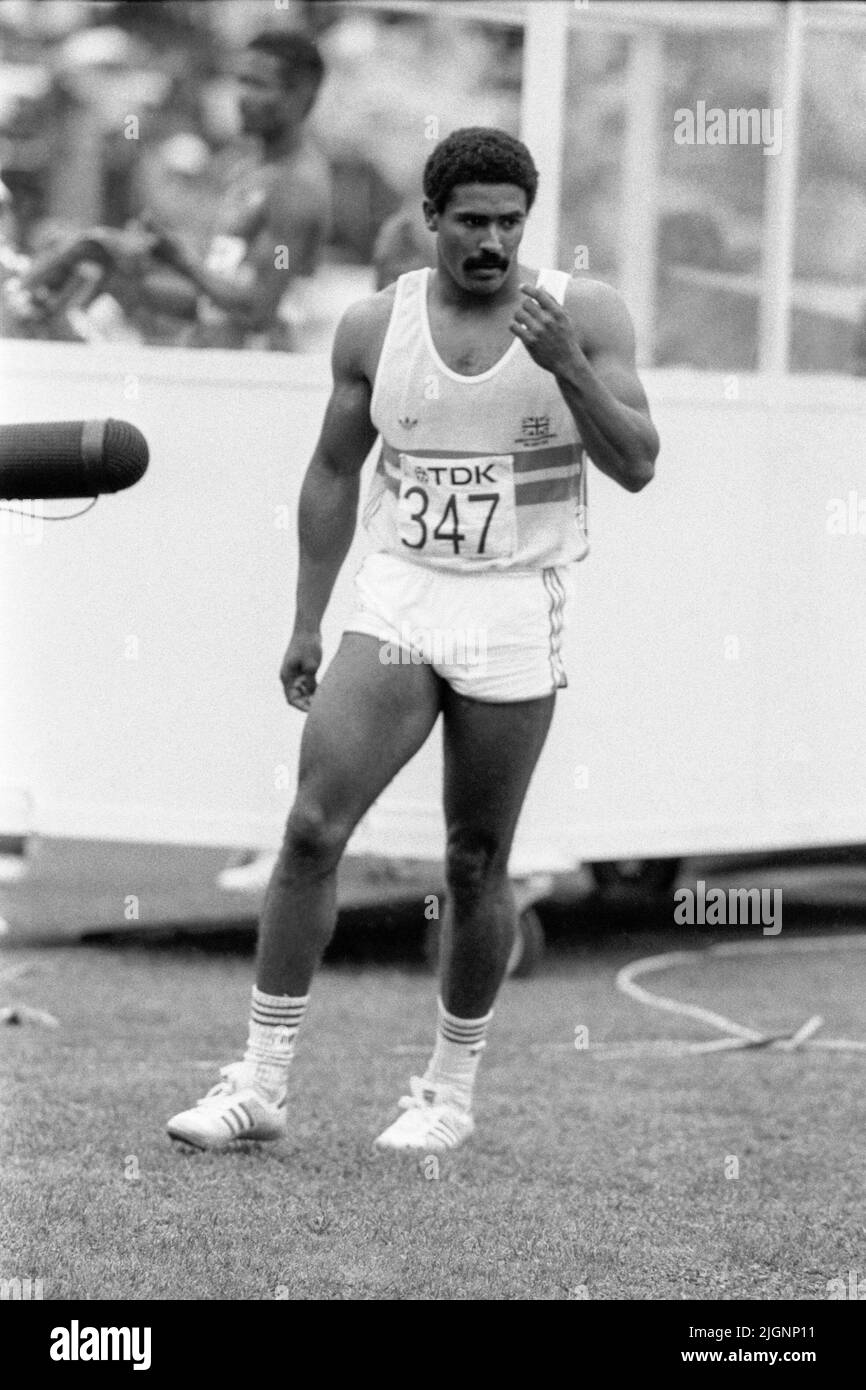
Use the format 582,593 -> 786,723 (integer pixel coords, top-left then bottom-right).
510,282 -> 585,379
280,629 -> 322,712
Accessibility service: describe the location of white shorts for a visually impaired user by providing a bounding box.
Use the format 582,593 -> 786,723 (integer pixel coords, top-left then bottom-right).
344,551 -> 575,702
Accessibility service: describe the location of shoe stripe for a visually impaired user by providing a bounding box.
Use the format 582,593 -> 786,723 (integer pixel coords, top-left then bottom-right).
229,1104 -> 250,1132
234,1101 -> 255,1130
431,1117 -> 464,1145
220,1111 -> 240,1136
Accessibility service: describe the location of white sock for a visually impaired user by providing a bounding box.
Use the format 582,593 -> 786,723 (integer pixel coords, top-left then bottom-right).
242,986 -> 309,1102
423,998 -> 493,1109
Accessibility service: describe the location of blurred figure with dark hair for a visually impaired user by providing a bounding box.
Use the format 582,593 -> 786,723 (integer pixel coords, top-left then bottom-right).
143,29 -> 332,349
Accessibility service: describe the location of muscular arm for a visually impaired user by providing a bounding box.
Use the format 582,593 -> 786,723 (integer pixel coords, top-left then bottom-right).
293,302 -> 379,633
511,279 -> 659,493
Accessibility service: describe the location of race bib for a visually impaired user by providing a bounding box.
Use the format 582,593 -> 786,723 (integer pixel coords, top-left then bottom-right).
396,453 -> 517,560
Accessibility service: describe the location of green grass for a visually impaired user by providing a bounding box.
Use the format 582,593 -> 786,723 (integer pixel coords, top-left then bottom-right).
1,936 -> 864,1300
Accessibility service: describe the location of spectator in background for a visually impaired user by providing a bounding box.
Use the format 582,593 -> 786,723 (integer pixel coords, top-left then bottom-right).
10,29 -> 332,351
0,177 -> 131,342
3,213 -> 157,342
372,193 -> 436,289
141,29 -> 332,349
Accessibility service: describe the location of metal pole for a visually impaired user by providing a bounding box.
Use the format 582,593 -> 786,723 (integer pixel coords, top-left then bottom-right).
619,28 -> 663,366
519,0 -> 570,269
758,1 -> 805,373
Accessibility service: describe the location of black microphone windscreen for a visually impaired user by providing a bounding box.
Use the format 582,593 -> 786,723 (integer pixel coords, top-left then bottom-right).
100,419 -> 150,491
0,419 -> 149,498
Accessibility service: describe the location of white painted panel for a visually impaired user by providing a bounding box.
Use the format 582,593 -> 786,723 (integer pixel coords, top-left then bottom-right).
2,343 -> 865,867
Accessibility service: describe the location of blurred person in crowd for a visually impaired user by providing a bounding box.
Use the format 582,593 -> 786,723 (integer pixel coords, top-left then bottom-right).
373,195 -> 437,290
133,131 -> 217,258
2,211 -> 177,343
0,180 -> 122,341
13,30 -> 332,350
140,28 -> 332,350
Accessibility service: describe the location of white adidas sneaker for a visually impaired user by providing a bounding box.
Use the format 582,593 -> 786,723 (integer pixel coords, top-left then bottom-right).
373,1076 -> 475,1154
167,1062 -> 287,1151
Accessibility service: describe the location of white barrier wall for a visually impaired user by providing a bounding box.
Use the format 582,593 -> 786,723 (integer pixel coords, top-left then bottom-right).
2,340 -> 865,869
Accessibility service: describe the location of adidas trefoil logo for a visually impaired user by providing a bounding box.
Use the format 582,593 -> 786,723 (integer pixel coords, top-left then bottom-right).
398,415 -> 418,429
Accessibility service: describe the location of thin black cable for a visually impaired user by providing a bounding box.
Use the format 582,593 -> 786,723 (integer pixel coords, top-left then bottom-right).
0,498 -> 99,521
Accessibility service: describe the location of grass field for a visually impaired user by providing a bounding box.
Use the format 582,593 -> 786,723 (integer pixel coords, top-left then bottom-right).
2,918 -> 864,1301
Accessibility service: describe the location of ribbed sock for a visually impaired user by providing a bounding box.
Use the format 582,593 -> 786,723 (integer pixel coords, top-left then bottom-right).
422,997 -> 493,1110
242,986 -> 309,1102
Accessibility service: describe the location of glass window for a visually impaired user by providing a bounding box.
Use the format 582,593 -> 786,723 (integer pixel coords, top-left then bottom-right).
655,23 -> 774,370
557,24 -> 630,286
791,23 -> 866,375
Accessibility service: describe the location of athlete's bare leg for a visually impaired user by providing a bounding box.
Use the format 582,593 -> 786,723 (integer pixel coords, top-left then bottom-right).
256,633 -> 441,995
438,687 -> 556,1016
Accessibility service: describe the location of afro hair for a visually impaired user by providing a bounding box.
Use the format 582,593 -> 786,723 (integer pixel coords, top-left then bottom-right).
422,127 -> 539,214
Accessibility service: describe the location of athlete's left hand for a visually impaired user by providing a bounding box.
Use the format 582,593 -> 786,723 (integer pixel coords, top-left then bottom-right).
510,283 -> 585,378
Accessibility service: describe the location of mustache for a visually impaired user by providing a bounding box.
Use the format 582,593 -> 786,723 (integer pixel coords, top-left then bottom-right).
466,256 -> 508,272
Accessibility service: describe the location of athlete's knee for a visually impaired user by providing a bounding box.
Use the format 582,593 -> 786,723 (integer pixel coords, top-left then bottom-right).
445,826 -> 508,903
280,799 -> 349,873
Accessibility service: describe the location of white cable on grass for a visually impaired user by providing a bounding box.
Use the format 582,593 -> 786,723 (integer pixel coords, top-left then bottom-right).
606,935 -> 866,1058
685,1035 -> 767,1053
776,1014 -> 824,1050
616,950 -> 766,1041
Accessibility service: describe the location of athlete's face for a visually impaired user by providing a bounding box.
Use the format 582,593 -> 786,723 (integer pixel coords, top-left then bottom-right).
237,50 -> 315,138
424,183 -> 528,295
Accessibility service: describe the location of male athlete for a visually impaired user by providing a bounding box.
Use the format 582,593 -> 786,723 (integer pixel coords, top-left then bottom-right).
167,128 -> 659,1154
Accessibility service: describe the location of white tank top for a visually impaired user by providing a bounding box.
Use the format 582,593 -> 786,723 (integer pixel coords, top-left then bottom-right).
364,266 -> 589,573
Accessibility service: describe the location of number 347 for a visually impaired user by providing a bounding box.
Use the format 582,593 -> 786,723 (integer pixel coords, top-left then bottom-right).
401,488 -> 499,556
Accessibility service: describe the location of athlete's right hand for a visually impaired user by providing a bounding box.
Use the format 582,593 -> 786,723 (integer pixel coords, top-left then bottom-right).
280,630 -> 322,712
